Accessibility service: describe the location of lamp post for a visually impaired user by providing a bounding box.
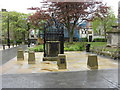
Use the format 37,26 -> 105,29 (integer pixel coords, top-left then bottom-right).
2,35 -> 5,49
7,13 -> 10,48
2,9 -> 10,48
27,19 -> 30,47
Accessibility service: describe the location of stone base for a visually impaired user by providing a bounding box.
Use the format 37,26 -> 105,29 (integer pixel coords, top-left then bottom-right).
17,50 -> 24,61
87,65 -> 98,70
17,58 -> 24,61
18,47 -> 23,51
43,57 -> 59,61
87,54 -> 98,70
28,51 -> 35,64
57,54 -> 67,69
28,61 -> 35,64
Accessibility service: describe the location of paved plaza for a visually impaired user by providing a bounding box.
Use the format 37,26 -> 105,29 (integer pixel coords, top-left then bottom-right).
0,45 -> 27,65
0,45 -> 15,51
0,51 -> 119,74
0,47 -> 120,89
1,69 -> 119,88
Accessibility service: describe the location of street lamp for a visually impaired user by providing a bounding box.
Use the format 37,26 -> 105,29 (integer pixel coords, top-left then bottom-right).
27,19 -> 30,47
2,9 -> 10,48
7,13 -> 10,48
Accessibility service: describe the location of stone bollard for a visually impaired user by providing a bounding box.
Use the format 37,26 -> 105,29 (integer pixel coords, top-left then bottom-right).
3,44 -> 5,50
28,51 -> 35,64
57,54 -> 67,69
17,50 -> 24,61
18,47 -> 23,51
87,54 -> 98,69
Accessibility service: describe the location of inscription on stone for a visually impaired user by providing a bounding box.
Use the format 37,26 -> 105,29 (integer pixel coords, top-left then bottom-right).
60,58 -> 65,64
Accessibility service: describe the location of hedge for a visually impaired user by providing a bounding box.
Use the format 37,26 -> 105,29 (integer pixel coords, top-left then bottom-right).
93,38 -> 107,42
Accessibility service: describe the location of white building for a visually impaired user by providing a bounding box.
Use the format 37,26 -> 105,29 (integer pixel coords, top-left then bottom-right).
78,20 -> 94,42
79,28 -> 94,42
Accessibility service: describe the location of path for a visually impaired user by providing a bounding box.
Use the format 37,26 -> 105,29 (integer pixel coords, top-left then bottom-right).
1,51 -> 118,74
0,45 -> 27,65
1,69 -> 119,88
1,50 -> 119,89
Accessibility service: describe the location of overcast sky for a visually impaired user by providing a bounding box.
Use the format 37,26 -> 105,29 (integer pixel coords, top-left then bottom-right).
0,0 -> 119,17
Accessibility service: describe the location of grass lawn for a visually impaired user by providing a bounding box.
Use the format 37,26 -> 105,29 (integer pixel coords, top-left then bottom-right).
88,42 -> 107,47
28,42 -> 107,52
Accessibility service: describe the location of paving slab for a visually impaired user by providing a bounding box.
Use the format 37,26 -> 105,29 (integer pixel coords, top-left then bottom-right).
0,51 -> 118,74
1,69 -> 119,88
0,45 -> 27,65
1,51 -> 119,88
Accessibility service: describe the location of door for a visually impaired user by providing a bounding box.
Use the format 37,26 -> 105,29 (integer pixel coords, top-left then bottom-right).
89,36 -> 92,42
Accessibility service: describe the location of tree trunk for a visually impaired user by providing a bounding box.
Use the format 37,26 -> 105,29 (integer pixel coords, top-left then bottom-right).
69,34 -> 73,43
104,24 -> 107,39
67,24 -> 76,43
104,30 -> 107,39
37,29 -> 43,44
22,32 -> 26,44
98,29 -> 101,36
68,29 -> 74,43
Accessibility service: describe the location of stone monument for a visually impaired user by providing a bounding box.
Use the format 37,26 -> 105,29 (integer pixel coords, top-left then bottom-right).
107,2 -> 120,47
46,41 -> 60,57
107,26 -> 120,47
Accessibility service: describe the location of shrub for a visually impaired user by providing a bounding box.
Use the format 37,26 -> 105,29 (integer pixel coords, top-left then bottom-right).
10,40 -> 14,44
64,42 -> 86,51
2,39 -> 7,44
28,45 -> 44,52
80,38 -> 88,42
29,42 -> 86,52
16,40 -> 22,44
93,38 -> 107,42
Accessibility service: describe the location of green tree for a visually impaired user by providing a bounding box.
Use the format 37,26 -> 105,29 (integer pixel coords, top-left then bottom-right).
92,9 -> 117,38
1,11 -> 29,44
28,11 -> 50,44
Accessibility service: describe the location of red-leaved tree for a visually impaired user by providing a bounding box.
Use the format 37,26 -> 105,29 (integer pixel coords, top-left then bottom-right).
28,0 -> 109,42
28,9 -> 50,44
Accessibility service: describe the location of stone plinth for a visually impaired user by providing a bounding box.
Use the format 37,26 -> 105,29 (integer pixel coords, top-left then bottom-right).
107,29 -> 120,47
17,50 -> 24,61
87,54 -> 98,69
46,41 -> 60,57
43,57 -> 58,61
28,51 -> 35,64
57,54 -> 67,69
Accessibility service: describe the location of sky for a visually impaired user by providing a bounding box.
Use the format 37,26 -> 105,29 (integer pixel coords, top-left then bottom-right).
0,0 -> 119,17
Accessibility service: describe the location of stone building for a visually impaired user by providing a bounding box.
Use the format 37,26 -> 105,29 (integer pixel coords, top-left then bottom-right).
107,26 -> 120,47
107,2 -> 120,47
